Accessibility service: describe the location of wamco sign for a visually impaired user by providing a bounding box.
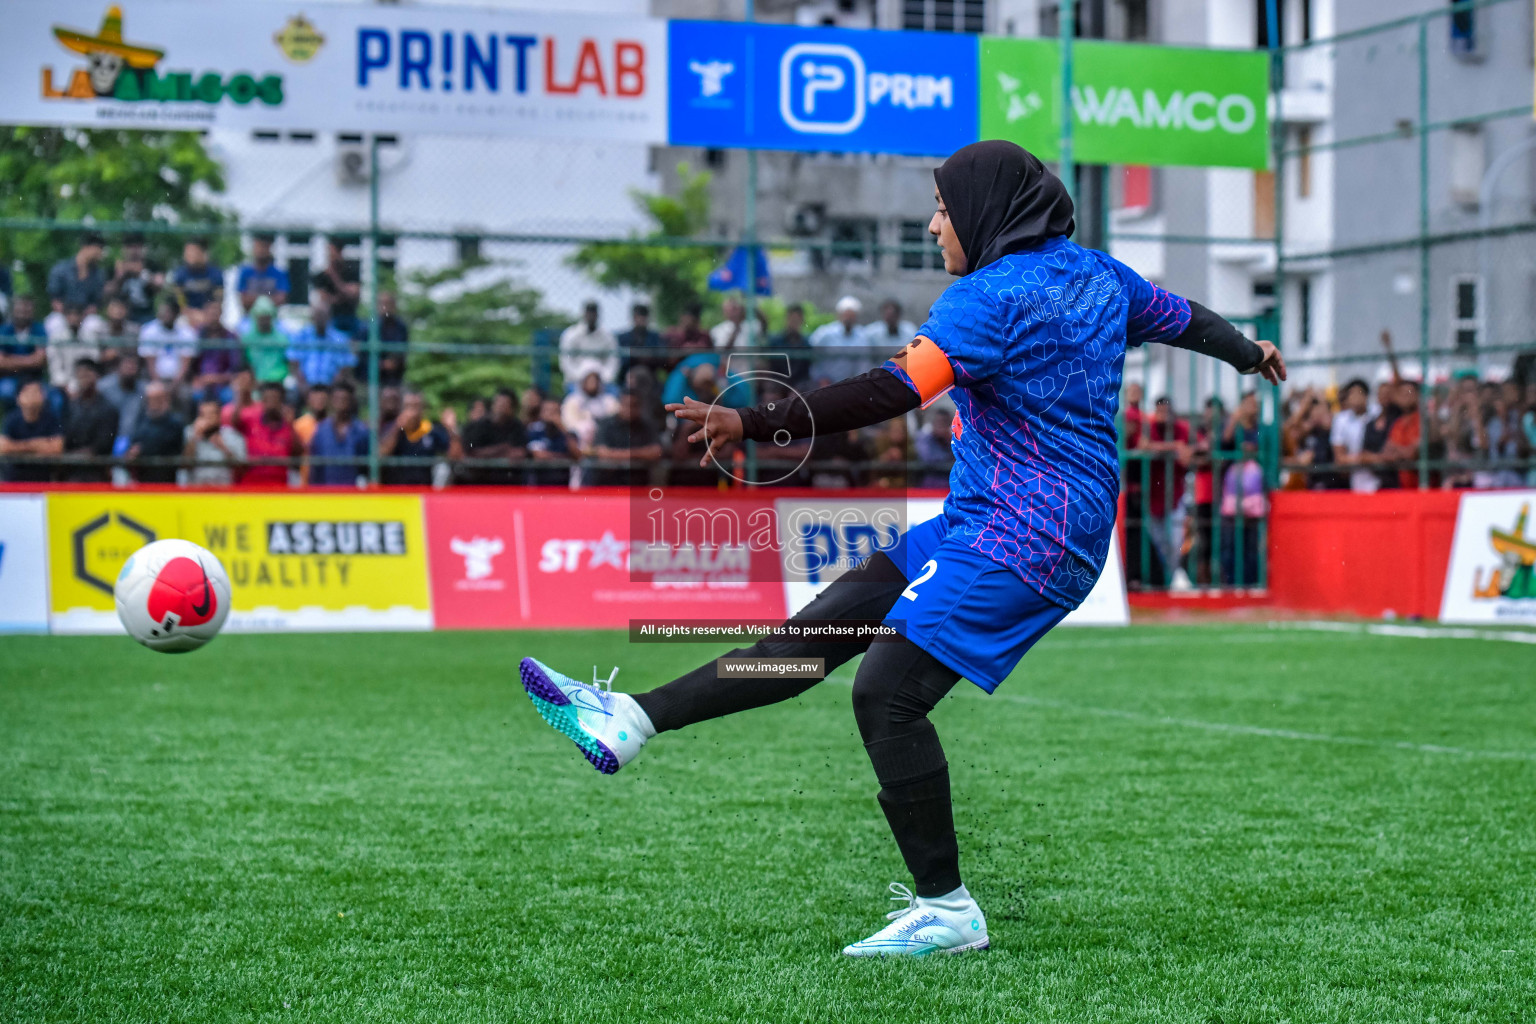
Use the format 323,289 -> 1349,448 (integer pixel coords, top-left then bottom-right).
981,38 -> 1269,169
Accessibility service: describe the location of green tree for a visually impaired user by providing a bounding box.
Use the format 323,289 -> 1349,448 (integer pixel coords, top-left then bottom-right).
395,261 -> 567,413
569,164 -> 722,325
0,126 -> 233,294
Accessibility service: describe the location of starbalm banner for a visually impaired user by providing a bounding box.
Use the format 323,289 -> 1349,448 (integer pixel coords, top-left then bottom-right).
0,0 -> 668,141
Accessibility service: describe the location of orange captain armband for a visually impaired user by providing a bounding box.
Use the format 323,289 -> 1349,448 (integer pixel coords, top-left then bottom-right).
891,335 -> 955,408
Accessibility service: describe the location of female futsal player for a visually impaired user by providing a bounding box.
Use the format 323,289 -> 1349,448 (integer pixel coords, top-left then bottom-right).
520,140 -> 1285,956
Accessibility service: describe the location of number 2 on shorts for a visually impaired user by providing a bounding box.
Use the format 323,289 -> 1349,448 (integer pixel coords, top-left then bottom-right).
901,559 -> 938,601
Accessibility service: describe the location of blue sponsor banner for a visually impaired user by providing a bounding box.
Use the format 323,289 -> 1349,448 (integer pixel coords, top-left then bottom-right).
668,21 -> 977,156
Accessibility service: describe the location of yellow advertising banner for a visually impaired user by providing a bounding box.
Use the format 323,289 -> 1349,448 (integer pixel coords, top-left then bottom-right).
47,492 -> 432,633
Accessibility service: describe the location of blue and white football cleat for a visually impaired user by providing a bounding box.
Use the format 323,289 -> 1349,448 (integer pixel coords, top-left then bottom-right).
520,657 -> 655,775
841,883 -> 990,957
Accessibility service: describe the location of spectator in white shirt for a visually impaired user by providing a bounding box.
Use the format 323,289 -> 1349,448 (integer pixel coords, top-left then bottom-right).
560,370 -> 619,450
807,295 -> 866,387
708,296 -> 762,350
43,302 -> 106,394
1329,378 -> 1378,493
137,295 -> 198,386
860,299 -> 918,356
559,301 -> 618,389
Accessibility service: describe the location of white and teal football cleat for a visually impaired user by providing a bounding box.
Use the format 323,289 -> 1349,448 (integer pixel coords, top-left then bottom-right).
520,658 -> 655,775
841,883 -> 990,957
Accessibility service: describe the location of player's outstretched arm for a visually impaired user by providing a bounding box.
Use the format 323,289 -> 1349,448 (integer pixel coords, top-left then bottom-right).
667,368 -> 920,468
1158,299 -> 1287,385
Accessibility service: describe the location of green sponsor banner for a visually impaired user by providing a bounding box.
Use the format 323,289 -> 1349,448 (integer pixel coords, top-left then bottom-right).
980,38 -> 1270,169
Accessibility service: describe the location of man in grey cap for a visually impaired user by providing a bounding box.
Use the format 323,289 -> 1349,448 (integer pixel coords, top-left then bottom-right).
807,295 -> 866,387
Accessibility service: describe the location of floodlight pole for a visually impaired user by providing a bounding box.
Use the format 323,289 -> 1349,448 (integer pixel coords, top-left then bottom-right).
1058,0 -> 1075,208
367,134 -> 382,486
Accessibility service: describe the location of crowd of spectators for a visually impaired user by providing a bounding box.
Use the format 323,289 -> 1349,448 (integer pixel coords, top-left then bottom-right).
0,231 -> 395,486
0,236 -> 946,488
5,241 -> 1533,515
1121,333 -> 1536,590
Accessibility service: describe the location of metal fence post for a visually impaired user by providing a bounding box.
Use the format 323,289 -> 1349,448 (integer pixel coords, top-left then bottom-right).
742,0 -> 759,485
367,134 -> 382,486
1417,16 -> 1432,490
1059,0 -> 1075,208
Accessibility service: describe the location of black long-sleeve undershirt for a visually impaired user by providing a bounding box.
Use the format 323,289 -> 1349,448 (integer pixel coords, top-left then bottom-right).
1161,299 -> 1264,372
734,301 -> 1259,444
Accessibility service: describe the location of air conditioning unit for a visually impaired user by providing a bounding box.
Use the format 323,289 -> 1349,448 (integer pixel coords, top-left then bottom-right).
787,203 -> 825,236
335,142 -> 371,186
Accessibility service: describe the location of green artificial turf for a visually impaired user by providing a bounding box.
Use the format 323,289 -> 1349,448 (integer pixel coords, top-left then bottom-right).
2,625 -> 1534,1023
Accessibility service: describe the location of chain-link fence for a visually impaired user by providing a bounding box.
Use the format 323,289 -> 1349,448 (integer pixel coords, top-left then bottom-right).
2,1 -> 1534,596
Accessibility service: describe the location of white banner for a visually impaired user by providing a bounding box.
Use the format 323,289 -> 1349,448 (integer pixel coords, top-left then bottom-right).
1439,491 -> 1536,625
776,498 -> 1128,626
0,0 -> 668,140
0,495 -> 51,634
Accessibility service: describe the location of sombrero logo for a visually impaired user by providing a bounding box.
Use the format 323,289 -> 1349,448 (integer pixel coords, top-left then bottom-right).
42,5 -> 283,108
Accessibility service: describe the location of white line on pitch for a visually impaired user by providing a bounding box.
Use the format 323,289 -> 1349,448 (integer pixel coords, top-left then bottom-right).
980,691 -> 1536,763
1274,620 -> 1536,645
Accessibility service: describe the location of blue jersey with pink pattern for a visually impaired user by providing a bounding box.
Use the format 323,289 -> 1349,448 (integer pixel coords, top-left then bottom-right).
885,237 -> 1190,609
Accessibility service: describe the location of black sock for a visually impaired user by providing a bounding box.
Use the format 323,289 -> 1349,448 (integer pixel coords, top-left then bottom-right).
876,770 -> 962,897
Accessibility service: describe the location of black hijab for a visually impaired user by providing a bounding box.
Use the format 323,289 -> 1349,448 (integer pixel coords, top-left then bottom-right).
934,140 -> 1075,274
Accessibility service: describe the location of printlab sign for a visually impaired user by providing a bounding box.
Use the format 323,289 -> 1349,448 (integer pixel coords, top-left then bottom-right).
0,1 -> 1268,168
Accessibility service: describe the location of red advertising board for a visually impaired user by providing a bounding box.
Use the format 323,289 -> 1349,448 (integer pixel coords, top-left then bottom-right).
424,491 -> 788,629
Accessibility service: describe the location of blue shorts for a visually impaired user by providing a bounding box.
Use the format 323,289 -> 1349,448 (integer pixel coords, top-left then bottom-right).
882,516 -> 1070,693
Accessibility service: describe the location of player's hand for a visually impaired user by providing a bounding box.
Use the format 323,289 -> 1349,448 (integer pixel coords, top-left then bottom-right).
1242,340 -> 1287,386
666,396 -> 743,467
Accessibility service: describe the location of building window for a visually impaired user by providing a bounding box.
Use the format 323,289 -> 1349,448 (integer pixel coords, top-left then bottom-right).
1449,123 -> 1485,208
1038,2 -> 1079,37
905,0 -> 985,32
899,220 -> 943,271
1297,278 -> 1312,348
1116,165 -> 1154,214
251,130 -> 280,143
286,233 -> 311,306
456,235 -> 482,265
1297,127 -> 1312,198
1108,0 -> 1149,41
1449,0 -> 1482,59
376,234 -> 398,283
826,218 -> 880,271
1451,274 -> 1481,349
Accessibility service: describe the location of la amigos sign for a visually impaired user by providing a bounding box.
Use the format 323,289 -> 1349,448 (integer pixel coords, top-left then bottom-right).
0,2 -> 1269,167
